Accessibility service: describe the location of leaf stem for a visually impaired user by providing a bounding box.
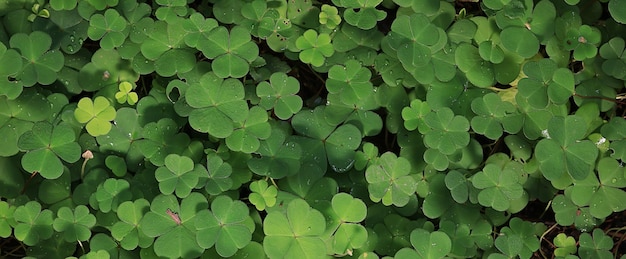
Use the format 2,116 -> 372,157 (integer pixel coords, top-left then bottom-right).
538,223 -> 558,259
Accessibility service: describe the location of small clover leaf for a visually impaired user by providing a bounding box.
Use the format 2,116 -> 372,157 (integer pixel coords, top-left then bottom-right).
564,25 -> 601,61
139,193 -> 207,259
13,201 -> 54,246
471,164 -> 524,211
195,196 -> 253,257
319,4 -> 341,29
18,121 -> 81,179
186,73 -> 249,138
155,0 -> 188,21
579,229 -> 613,258
249,180 -> 278,211
553,233 -> 577,257
91,178 -> 132,213
326,60 -> 373,105
423,107 -> 470,155
445,170 -> 470,203
332,193 -> 367,223
497,218 -> 540,259
263,199 -> 326,259
226,106 -> 272,153
395,229 -> 452,259
471,93 -> 517,140
74,96 -> 117,137
198,26 -> 259,78
535,115 -> 598,181
516,59 -> 575,109
365,152 -> 416,206
115,82 -> 138,105
295,29 -> 334,67
111,199 -> 152,250
50,0 -> 77,10
52,205 -> 97,242
401,99 -> 430,132
256,72 -> 303,120
205,153 -> 233,195
88,9 -> 129,49
9,31 -> 64,86
155,154 -> 204,198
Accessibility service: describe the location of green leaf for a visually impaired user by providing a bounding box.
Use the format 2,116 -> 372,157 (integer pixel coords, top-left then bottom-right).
342,0 -> 386,30
9,31 -> 64,86
248,122 -> 301,179
92,178 -> 132,213
137,118 -> 190,167
257,72 -> 302,120
331,193 -> 367,223
18,121 -> 81,179
471,164 -> 524,211
263,199 -> 326,259
295,29 -> 334,67
0,201 -> 15,238
397,229 -> 452,259
516,59 -> 574,109
497,218 -> 540,259
198,26 -> 258,78
226,106 -> 271,153
423,108 -> 470,155
53,205 -> 97,242
204,153 -> 233,195
609,0 -> 626,24
455,43 -> 495,88
553,233 -> 577,257
74,96 -> 117,137
88,9 -> 129,49
155,154 -> 203,198
186,73 -> 248,138
249,180 -> 278,211
326,60 -> 373,105
500,27 -> 539,59
579,229 -> 613,259
365,152 -> 416,206
535,116 -> 598,181
471,93 -> 517,140
319,4 -> 341,29
111,199 -> 152,250
13,201 -> 54,246
195,196 -> 253,257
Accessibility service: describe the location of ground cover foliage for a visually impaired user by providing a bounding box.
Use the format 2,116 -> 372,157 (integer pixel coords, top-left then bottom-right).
1,0 -> 626,258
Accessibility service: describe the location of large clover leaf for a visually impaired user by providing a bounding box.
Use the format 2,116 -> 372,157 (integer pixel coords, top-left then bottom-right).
496,218 -> 540,259
578,229 -> 614,258
365,152 -> 416,206
564,25 -> 601,61
257,72 -> 303,120
535,115 -> 598,181
195,196 -> 253,257
74,96 -> 117,137
139,193 -> 207,259
329,193 -> 368,254
263,199 -> 327,258
52,205 -> 96,242
326,60 -> 373,105
516,59 -> 575,109
198,26 -> 259,78
9,31 -> 64,86
18,121 -> 81,179
295,29 -> 334,67
186,73 -> 249,138
13,201 -> 54,246
140,20 -> 194,77
111,199 -> 152,250
155,154 -> 205,198
471,164 -> 524,211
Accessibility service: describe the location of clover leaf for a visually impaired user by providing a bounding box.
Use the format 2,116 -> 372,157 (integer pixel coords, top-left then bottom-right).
263,199 -> 327,259
111,199 -> 152,250
155,154 -> 204,198
394,229 -> 452,259
186,73 -> 249,138
139,193 -> 207,259
599,37 -> 626,80
337,0 -> 386,30
553,233 -> 577,257
195,196 -> 253,257
9,31 -> 64,86
154,0 -> 188,21
319,4 -> 341,29
205,153 -> 233,195
74,96 -> 117,137
248,122 -> 301,179
402,99 -> 431,133
137,118 -> 190,167
564,25 -> 601,61
13,201 -> 54,246
0,42 -> 23,98
256,72 -> 303,120
198,26 -> 258,78
226,106 -> 271,153
535,115 -> 598,181
91,178 -> 132,213
295,29 -> 334,67
516,59 -> 575,109
609,0 -> 626,24
182,12 -> 218,48
497,218 -> 540,259
18,121 -> 81,179
0,201 -> 15,238
471,93 -> 518,140
140,20 -> 195,77
365,152 -> 416,206
471,164 -> 524,211
326,60 -> 373,105
579,228 -> 613,259
249,180 -> 278,211
53,205 -> 96,242
455,43 -> 496,88
500,27 -> 539,59
115,81 -> 138,105
330,193 -> 368,254
423,107 -> 470,155
88,9 -> 129,49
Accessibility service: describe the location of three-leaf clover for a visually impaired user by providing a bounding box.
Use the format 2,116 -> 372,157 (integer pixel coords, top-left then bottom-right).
88,9 -> 129,49
155,154 -> 205,198
295,29 -> 334,67
471,163 -> 524,211
319,4 -> 341,29
9,31 -> 64,86
53,205 -> 97,242
13,201 -> 54,246
263,199 -> 327,258
91,178 -> 132,213
516,59 -> 575,109
115,82 -> 138,105
394,229 -> 452,259
599,37 -> 626,80
330,193 -> 368,254
496,218 -> 540,259
0,42 -> 24,98
256,72 -> 303,120
471,93 -> 519,140
564,25 -> 601,61
18,121 -> 81,179
249,180 -> 278,211
195,196 -> 253,257
578,228 -> 613,258
137,118 -> 190,167
553,233 -> 577,257
423,107 -> 471,155
336,0 -> 386,30
198,26 -> 259,78
204,153 -> 234,195
326,60 -> 373,105
111,199 -> 153,250
74,96 -> 117,137
365,152 -> 416,206
226,106 -> 272,153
